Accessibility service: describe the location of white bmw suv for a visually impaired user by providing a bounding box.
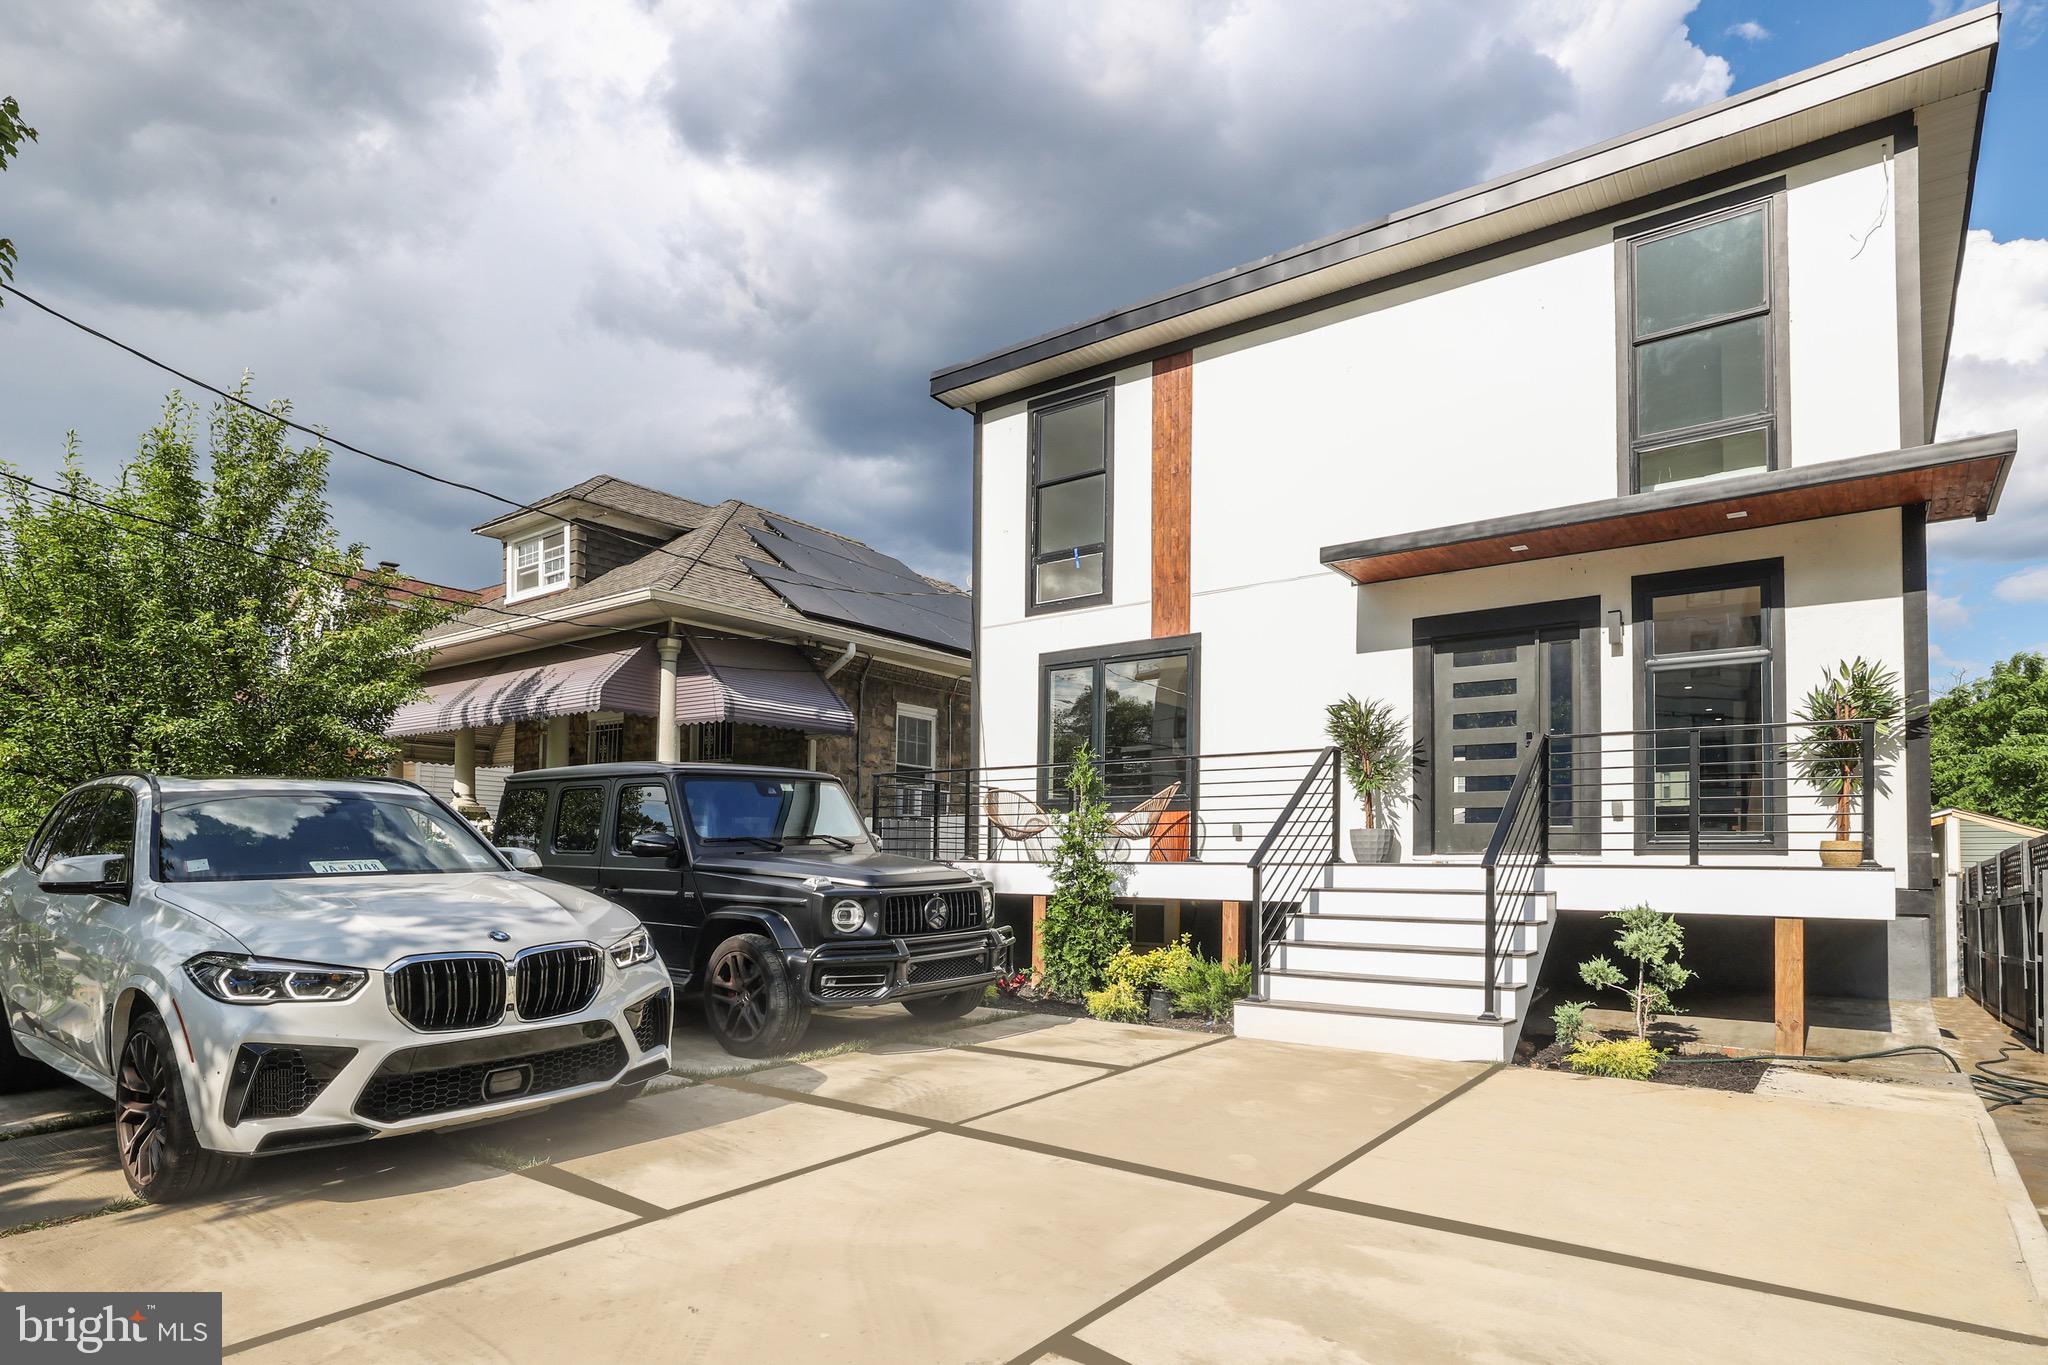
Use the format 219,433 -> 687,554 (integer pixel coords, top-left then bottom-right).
0,775 -> 673,1202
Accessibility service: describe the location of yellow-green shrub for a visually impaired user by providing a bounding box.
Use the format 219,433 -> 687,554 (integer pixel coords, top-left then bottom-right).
1103,935 -> 1199,992
1566,1036 -> 1664,1080
1084,977 -> 1146,1023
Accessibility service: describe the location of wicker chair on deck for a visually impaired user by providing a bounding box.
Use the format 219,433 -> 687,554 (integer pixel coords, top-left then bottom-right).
983,787 -> 1055,859
1107,781 -> 1183,860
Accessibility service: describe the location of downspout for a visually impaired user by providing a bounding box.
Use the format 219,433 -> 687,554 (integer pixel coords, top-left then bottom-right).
854,659 -> 871,801
821,639 -> 857,680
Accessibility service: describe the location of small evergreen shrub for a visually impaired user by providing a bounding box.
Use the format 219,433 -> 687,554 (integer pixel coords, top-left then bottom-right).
1577,904 -> 1694,1039
1084,978 -> 1146,1023
1566,1036 -> 1664,1080
1038,746 -> 1130,1000
1164,956 -> 1252,1023
1550,1000 -> 1590,1051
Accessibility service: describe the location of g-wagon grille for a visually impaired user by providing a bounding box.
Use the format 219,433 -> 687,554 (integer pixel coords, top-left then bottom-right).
881,889 -> 983,937
907,950 -> 990,985
516,945 -> 602,1021
389,955 -> 505,1032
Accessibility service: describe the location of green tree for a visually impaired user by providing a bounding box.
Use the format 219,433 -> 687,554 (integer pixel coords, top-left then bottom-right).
0,386 -> 449,862
1930,652 -> 2048,826
0,94 -> 37,300
1578,905 -> 1693,1040
1037,745 -> 1129,1000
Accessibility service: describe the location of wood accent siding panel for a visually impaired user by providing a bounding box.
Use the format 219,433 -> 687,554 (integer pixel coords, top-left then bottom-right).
1151,351 -> 1193,637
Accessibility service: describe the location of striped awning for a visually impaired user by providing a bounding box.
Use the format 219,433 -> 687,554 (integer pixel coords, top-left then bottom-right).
389,639 -> 659,738
675,636 -> 855,735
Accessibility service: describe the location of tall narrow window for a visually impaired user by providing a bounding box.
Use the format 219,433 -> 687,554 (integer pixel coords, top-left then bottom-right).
1626,198 -> 1776,492
893,704 -> 937,817
508,525 -> 569,600
1028,384 -> 1111,610
1635,561 -> 1781,847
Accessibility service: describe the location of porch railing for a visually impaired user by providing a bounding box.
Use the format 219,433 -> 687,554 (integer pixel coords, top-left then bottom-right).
1479,717 -> 1881,1018
867,748 -> 1325,866
1247,746 -> 1341,1001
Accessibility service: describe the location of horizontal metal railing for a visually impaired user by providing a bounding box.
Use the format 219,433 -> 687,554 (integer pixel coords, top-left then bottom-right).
867,748 -> 1324,865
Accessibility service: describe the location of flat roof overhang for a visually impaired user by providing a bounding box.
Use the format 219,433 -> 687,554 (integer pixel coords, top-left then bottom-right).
1319,431 -> 2016,585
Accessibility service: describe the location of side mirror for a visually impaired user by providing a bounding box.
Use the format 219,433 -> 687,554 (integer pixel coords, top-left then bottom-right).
497,847 -> 543,871
39,853 -> 129,897
628,830 -> 681,861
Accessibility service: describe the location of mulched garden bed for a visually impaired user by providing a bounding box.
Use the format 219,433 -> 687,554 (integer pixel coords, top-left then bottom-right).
1517,1034 -> 1772,1093
988,988 -> 1230,1035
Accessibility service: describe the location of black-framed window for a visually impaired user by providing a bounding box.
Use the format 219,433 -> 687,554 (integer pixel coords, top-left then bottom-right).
612,782 -> 676,854
1622,189 -> 1781,493
1633,560 -> 1784,848
1040,635 -> 1197,808
1027,383 -> 1112,611
551,784 -> 604,854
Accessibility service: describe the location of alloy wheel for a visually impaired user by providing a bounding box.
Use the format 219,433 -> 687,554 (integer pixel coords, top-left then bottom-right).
116,1027 -> 172,1188
709,950 -> 769,1043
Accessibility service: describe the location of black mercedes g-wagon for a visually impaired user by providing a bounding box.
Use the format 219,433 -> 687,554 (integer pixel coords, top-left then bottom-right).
494,763 -> 1013,1057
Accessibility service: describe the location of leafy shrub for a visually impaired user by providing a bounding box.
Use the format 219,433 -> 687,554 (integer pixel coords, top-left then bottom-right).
1038,746 -> 1130,1000
1103,935 -> 1199,993
1550,999 -> 1590,1051
1566,1036 -> 1664,1080
1578,904 -> 1694,1039
1084,978 -> 1147,1023
1164,956 -> 1252,1023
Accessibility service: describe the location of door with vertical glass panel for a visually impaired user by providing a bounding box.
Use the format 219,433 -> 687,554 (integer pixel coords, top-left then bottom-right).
1433,636 -> 1539,854
1432,627 -> 1587,855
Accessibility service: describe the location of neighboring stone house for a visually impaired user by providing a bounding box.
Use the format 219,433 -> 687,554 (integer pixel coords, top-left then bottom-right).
387,476 -> 970,826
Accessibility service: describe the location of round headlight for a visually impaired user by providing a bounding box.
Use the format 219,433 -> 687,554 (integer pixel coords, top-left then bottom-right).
980,887 -> 995,924
830,898 -> 865,933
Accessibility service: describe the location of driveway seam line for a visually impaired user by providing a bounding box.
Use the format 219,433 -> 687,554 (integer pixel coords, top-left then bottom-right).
220,1129 -> 934,1355
1299,1190 -> 2048,1347
513,1163 -> 669,1220
1044,1330 -> 1140,1365
958,1043 -> 1122,1070
961,1032 -> 1235,1124
999,1064 -> 1505,1365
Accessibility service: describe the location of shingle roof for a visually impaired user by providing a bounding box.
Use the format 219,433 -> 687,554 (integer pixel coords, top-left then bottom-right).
429,490 -> 968,654
470,475 -> 717,535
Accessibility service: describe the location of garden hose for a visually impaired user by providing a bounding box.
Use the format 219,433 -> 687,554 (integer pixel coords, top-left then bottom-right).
1662,1042 -> 2048,1111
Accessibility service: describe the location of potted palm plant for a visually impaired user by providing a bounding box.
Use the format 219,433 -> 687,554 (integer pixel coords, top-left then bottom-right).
1789,658 -> 1901,868
1325,695 -> 1407,863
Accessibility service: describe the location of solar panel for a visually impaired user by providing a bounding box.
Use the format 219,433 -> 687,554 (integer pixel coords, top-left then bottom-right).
742,519 -> 970,654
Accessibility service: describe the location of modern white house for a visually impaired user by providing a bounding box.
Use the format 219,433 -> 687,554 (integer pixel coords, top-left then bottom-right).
920,5 -> 2020,1061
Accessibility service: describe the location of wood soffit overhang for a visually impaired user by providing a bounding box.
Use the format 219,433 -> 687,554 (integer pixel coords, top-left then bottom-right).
1320,431 -> 2017,585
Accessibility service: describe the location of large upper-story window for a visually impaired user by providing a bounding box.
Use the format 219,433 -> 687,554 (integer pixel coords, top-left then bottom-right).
1028,383 -> 1112,612
1624,192 -> 1780,493
507,524 -> 569,600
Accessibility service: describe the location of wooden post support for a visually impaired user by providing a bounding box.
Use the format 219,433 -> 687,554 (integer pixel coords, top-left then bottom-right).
1030,895 -> 1048,979
1221,900 -> 1242,966
1774,917 -> 1806,1056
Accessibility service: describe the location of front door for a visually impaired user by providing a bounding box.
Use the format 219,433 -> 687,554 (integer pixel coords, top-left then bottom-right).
1430,625 -> 1586,855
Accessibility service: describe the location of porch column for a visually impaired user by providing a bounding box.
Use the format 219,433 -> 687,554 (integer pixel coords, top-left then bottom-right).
655,635 -> 681,763
1774,917 -> 1806,1056
544,716 -> 570,768
451,730 -> 476,803
1030,895 -> 1047,979
1220,900 -> 1242,966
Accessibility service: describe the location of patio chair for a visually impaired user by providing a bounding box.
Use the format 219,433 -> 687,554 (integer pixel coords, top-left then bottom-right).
1108,781 -> 1183,859
983,787 -> 1054,859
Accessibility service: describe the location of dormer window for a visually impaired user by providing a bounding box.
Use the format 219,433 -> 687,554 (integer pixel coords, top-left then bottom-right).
507,525 -> 568,600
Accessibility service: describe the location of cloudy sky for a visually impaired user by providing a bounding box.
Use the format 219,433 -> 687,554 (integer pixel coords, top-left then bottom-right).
1,0 -> 2043,682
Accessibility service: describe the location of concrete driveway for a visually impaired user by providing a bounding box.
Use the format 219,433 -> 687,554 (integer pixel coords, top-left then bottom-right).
3,1007 -> 2046,1363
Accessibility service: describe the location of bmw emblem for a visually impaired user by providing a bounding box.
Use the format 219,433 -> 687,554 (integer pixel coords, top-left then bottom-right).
923,895 -> 949,931
488,929 -> 512,943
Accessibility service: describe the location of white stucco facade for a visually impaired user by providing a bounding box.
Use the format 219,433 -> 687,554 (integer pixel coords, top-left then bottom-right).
971,134 -> 1922,922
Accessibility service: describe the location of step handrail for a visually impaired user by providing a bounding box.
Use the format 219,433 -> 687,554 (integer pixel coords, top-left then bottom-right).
1248,746 -> 1341,1001
1480,735 -> 1550,1021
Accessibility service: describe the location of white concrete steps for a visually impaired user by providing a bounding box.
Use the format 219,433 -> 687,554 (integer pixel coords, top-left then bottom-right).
1234,869 -> 1556,1063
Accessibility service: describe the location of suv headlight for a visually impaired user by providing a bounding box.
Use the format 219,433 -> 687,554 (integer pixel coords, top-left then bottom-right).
609,929 -> 656,968
829,898 -> 866,933
184,953 -> 366,1004
979,886 -> 995,924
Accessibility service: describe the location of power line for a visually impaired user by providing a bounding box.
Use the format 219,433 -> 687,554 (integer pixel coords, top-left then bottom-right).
0,280 -> 967,601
